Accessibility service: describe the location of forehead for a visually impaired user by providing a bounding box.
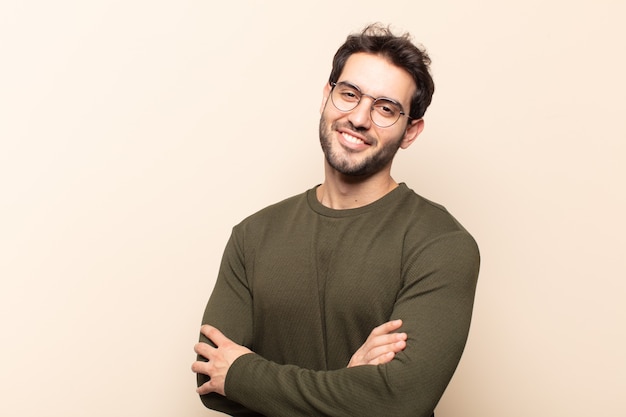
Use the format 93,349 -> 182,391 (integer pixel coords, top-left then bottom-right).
338,53 -> 416,106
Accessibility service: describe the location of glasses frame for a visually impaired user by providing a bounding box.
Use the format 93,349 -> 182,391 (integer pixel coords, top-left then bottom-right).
329,81 -> 412,128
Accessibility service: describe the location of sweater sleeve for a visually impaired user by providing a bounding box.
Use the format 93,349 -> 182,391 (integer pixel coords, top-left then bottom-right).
197,231 -> 263,416
219,231 -> 480,417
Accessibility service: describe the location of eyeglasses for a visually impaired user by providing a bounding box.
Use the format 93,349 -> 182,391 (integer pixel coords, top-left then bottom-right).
329,81 -> 411,128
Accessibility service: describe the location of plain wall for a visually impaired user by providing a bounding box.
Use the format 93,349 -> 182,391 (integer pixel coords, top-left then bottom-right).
1,1 -> 624,416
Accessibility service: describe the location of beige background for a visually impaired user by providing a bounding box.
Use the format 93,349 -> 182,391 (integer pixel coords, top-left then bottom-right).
1,1 -> 624,416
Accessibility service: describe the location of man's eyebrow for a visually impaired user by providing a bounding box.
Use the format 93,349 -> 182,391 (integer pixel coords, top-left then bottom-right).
337,80 -> 404,107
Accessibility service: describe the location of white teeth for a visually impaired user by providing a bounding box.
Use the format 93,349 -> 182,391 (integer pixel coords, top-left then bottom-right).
342,132 -> 364,144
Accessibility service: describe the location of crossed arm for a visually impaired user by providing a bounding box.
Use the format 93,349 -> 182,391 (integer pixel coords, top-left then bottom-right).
192,319 -> 407,396
191,229 -> 479,416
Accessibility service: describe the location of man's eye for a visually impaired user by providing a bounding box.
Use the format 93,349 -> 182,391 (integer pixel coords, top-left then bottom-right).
340,89 -> 359,99
375,101 -> 399,116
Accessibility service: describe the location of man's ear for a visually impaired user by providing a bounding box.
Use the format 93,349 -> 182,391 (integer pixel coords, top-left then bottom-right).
320,82 -> 331,114
400,118 -> 425,149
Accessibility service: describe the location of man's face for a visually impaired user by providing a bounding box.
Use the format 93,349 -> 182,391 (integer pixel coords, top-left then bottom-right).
319,53 -> 422,177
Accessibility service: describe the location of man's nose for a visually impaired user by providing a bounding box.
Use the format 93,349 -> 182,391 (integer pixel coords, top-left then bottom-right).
347,96 -> 374,128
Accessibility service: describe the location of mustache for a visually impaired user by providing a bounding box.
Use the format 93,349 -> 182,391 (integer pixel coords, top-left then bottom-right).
332,120 -> 360,132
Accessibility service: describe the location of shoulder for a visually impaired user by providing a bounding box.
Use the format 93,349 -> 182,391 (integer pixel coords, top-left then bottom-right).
397,185 -> 469,232
397,184 -> 479,253
232,188 -> 314,233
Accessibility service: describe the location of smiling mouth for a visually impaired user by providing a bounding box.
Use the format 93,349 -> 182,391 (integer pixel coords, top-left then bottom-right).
341,132 -> 370,146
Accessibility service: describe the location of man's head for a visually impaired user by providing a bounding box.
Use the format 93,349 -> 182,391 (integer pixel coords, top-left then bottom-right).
328,23 -> 434,121
318,24 -> 434,178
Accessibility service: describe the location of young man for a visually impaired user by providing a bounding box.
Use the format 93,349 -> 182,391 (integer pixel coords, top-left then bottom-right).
192,23 -> 480,417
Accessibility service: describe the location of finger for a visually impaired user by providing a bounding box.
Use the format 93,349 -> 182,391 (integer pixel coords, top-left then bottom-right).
361,338 -> 406,363
368,339 -> 407,362
364,331 -> 407,350
200,325 -> 231,347
191,359 -> 211,375
196,372 -> 226,396
369,351 -> 395,365
196,380 -> 217,395
369,319 -> 403,337
354,332 -> 406,365
194,341 -> 214,359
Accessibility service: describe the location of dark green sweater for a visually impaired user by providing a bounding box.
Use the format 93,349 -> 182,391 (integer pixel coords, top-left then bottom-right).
198,183 -> 480,417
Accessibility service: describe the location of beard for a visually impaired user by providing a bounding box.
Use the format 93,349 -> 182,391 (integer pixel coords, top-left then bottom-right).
318,115 -> 403,177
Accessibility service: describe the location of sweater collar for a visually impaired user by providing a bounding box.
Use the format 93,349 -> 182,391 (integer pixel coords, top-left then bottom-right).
307,183 -> 409,217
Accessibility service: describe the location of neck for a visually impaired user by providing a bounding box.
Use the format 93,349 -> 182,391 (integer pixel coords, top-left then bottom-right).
317,167 -> 399,209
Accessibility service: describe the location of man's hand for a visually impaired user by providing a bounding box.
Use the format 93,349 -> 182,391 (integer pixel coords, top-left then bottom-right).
192,325 -> 252,396
348,319 -> 407,367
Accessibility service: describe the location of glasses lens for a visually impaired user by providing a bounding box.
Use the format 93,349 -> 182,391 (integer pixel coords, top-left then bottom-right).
331,83 -> 360,112
330,82 -> 405,128
371,99 -> 402,128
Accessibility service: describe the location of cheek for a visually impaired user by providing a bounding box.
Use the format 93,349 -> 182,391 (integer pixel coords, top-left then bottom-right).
381,130 -> 406,149
320,93 -> 331,114
320,102 -> 342,128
